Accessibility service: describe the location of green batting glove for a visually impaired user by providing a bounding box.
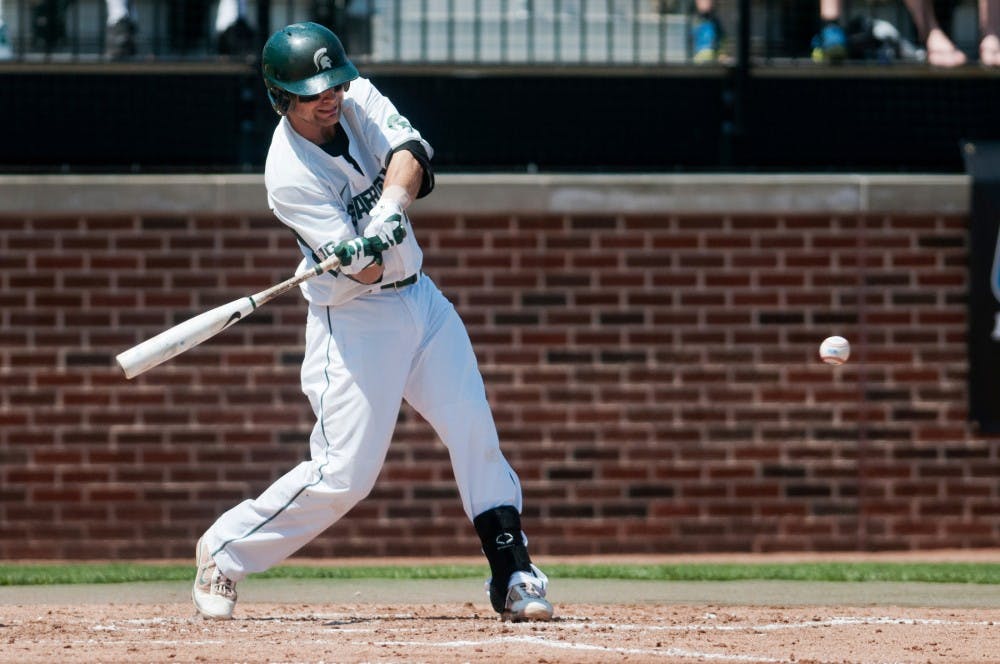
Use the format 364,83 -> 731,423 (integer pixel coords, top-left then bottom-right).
334,237 -> 381,275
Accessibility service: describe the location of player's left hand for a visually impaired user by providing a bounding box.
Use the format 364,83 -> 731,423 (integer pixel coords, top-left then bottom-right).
363,199 -> 406,249
334,237 -> 382,276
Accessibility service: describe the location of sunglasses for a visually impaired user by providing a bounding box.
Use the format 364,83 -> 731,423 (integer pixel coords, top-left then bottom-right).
296,82 -> 350,103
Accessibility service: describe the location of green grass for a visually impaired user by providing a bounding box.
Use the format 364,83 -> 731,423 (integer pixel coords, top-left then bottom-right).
1,562 -> 999,587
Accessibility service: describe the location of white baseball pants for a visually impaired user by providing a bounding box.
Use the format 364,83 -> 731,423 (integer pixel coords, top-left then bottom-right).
205,274 -> 523,581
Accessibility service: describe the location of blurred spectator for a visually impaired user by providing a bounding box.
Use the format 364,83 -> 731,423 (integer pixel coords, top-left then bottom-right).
29,0 -> 71,53
110,0 -> 256,59
25,0 -> 255,59
310,1 -> 374,56
691,0 -> 724,63
980,0 -> 1000,65
903,0 -> 1000,67
902,0 -> 966,66
843,13 -> 925,63
214,0 -> 256,58
690,0 -> 847,64
810,0 -> 847,63
0,0 -> 11,60
104,0 -> 136,58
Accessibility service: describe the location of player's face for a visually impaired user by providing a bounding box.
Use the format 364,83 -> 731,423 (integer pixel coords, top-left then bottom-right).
287,84 -> 348,143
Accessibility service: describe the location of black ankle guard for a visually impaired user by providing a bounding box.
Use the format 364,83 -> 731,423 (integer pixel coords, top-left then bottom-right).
473,505 -> 534,613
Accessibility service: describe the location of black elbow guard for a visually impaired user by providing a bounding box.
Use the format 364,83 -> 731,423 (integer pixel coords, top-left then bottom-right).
387,140 -> 435,199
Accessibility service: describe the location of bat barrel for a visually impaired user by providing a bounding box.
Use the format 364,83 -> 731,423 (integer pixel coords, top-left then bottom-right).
116,343 -> 173,379
113,243 -> 347,379
116,297 -> 257,379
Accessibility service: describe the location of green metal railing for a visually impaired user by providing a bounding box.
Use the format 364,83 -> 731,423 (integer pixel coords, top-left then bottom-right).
0,0 -> 951,67
371,0 -> 694,64
0,0 -> 704,65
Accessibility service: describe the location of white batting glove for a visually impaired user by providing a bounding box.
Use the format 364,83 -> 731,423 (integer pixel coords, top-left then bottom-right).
363,198 -> 406,250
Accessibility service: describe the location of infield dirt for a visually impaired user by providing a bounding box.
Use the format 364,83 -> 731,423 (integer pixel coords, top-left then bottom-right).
1,552 -> 998,663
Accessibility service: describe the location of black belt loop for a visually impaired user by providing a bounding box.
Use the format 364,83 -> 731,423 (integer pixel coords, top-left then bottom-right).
380,271 -> 419,290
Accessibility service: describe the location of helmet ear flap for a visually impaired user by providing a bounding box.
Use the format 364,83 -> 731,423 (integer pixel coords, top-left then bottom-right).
267,86 -> 292,116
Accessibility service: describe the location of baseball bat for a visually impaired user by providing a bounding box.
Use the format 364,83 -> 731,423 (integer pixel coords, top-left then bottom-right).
116,237 -> 384,379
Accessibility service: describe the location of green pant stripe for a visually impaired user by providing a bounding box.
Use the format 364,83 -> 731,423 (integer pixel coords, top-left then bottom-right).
212,306 -> 337,560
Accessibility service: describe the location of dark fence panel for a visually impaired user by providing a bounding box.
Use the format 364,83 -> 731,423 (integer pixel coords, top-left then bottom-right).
0,67 -> 259,171
363,72 -> 728,172
1,66 -> 998,173
740,72 -> 1000,173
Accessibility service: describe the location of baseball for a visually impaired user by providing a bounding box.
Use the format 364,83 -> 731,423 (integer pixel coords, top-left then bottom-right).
819,336 -> 850,365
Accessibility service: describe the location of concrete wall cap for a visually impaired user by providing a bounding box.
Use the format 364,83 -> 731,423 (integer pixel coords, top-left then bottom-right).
0,173 -> 969,215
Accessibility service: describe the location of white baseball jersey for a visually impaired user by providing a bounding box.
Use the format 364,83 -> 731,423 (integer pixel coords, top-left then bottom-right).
264,76 -> 432,306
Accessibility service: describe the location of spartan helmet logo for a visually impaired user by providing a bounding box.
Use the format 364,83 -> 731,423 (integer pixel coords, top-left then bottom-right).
313,47 -> 333,71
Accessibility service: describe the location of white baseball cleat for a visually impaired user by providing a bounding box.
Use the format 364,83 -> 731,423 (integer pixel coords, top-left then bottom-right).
503,581 -> 554,622
192,537 -> 238,619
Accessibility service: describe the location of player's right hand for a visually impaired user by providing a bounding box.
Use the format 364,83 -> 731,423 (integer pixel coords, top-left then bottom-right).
364,199 -> 407,249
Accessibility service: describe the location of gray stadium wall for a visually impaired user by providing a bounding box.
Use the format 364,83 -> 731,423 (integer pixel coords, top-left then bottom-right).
1,173 -> 996,560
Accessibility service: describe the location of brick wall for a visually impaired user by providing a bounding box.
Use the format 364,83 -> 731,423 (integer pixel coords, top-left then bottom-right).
1,175 -> 997,560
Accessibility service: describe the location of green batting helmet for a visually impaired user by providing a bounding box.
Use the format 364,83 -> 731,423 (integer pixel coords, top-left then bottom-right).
261,22 -> 359,116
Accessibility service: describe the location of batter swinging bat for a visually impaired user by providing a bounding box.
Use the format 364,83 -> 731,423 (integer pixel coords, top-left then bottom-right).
116,237 -> 384,379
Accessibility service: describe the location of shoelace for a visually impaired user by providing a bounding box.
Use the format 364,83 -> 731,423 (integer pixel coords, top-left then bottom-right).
212,573 -> 237,598
516,583 -> 544,598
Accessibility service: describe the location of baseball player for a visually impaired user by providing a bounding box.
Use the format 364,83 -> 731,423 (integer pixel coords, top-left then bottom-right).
191,22 -> 553,623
